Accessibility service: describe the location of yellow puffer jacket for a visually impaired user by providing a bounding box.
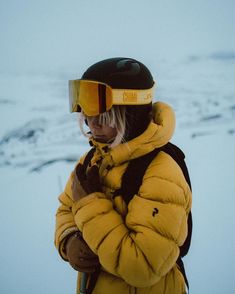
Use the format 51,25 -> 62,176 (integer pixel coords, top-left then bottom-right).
55,102 -> 192,294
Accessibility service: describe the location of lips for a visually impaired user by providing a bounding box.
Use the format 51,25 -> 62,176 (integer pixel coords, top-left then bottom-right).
93,134 -> 107,142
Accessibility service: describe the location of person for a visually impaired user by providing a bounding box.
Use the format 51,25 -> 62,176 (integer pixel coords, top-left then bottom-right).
54,57 -> 192,294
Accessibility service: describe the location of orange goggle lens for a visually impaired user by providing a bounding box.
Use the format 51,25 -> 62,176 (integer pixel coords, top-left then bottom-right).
69,80 -> 113,116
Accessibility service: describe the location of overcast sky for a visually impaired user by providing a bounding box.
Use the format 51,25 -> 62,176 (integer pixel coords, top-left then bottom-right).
1,0 -> 235,75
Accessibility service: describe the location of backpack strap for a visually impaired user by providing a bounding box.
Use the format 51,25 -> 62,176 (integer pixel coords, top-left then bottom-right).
113,148 -> 162,203
115,142 -> 192,203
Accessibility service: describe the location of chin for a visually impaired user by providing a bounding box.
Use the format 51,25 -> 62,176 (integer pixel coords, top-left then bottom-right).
94,137 -> 107,143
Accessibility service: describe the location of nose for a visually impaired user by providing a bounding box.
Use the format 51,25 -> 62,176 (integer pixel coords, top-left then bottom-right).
87,116 -> 101,129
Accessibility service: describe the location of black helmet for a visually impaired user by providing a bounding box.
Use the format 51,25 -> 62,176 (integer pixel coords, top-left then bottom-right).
79,57 -> 155,140
82,57 -> 154,90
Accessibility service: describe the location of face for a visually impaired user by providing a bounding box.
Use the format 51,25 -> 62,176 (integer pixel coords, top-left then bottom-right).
86,116 -> 117,143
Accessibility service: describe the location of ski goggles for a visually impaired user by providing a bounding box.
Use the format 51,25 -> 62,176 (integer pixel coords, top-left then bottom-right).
69,79 -> 155,116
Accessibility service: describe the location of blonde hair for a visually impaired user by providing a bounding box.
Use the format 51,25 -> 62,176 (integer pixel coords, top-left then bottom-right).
79,106 -> 126,147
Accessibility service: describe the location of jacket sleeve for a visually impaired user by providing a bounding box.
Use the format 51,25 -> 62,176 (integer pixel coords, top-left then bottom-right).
54,153 -> 91,259
71,152 -> 192,287
54,173 -> 79,260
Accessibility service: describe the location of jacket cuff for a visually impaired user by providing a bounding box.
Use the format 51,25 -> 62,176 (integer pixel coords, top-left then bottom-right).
58,227 -> 79,261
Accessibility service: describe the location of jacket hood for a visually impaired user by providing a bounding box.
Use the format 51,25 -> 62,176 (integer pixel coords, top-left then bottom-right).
111,101 -> 175,163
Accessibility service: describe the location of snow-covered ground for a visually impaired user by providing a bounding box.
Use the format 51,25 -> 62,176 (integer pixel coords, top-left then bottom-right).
0,54 -> 235,294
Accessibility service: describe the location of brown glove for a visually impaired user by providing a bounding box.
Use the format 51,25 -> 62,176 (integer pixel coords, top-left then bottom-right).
72,164 -> 102,201
66,232 -> 100,273
71,169 -> 87,201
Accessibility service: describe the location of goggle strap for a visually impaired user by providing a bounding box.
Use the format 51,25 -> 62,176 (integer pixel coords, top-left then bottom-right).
112,86 -> 154,105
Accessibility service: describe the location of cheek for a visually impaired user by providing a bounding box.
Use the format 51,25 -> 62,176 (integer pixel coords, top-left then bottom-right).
104,126 -> 117,137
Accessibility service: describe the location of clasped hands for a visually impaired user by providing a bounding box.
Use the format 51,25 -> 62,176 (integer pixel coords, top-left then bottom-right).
72,163 -> 102,201
68,163 -> 102,272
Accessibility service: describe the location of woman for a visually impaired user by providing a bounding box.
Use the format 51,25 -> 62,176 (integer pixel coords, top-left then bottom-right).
54,57 -> 192,294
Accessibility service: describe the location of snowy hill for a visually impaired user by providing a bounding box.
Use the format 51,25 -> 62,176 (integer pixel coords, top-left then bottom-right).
1,54 -> 235,172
